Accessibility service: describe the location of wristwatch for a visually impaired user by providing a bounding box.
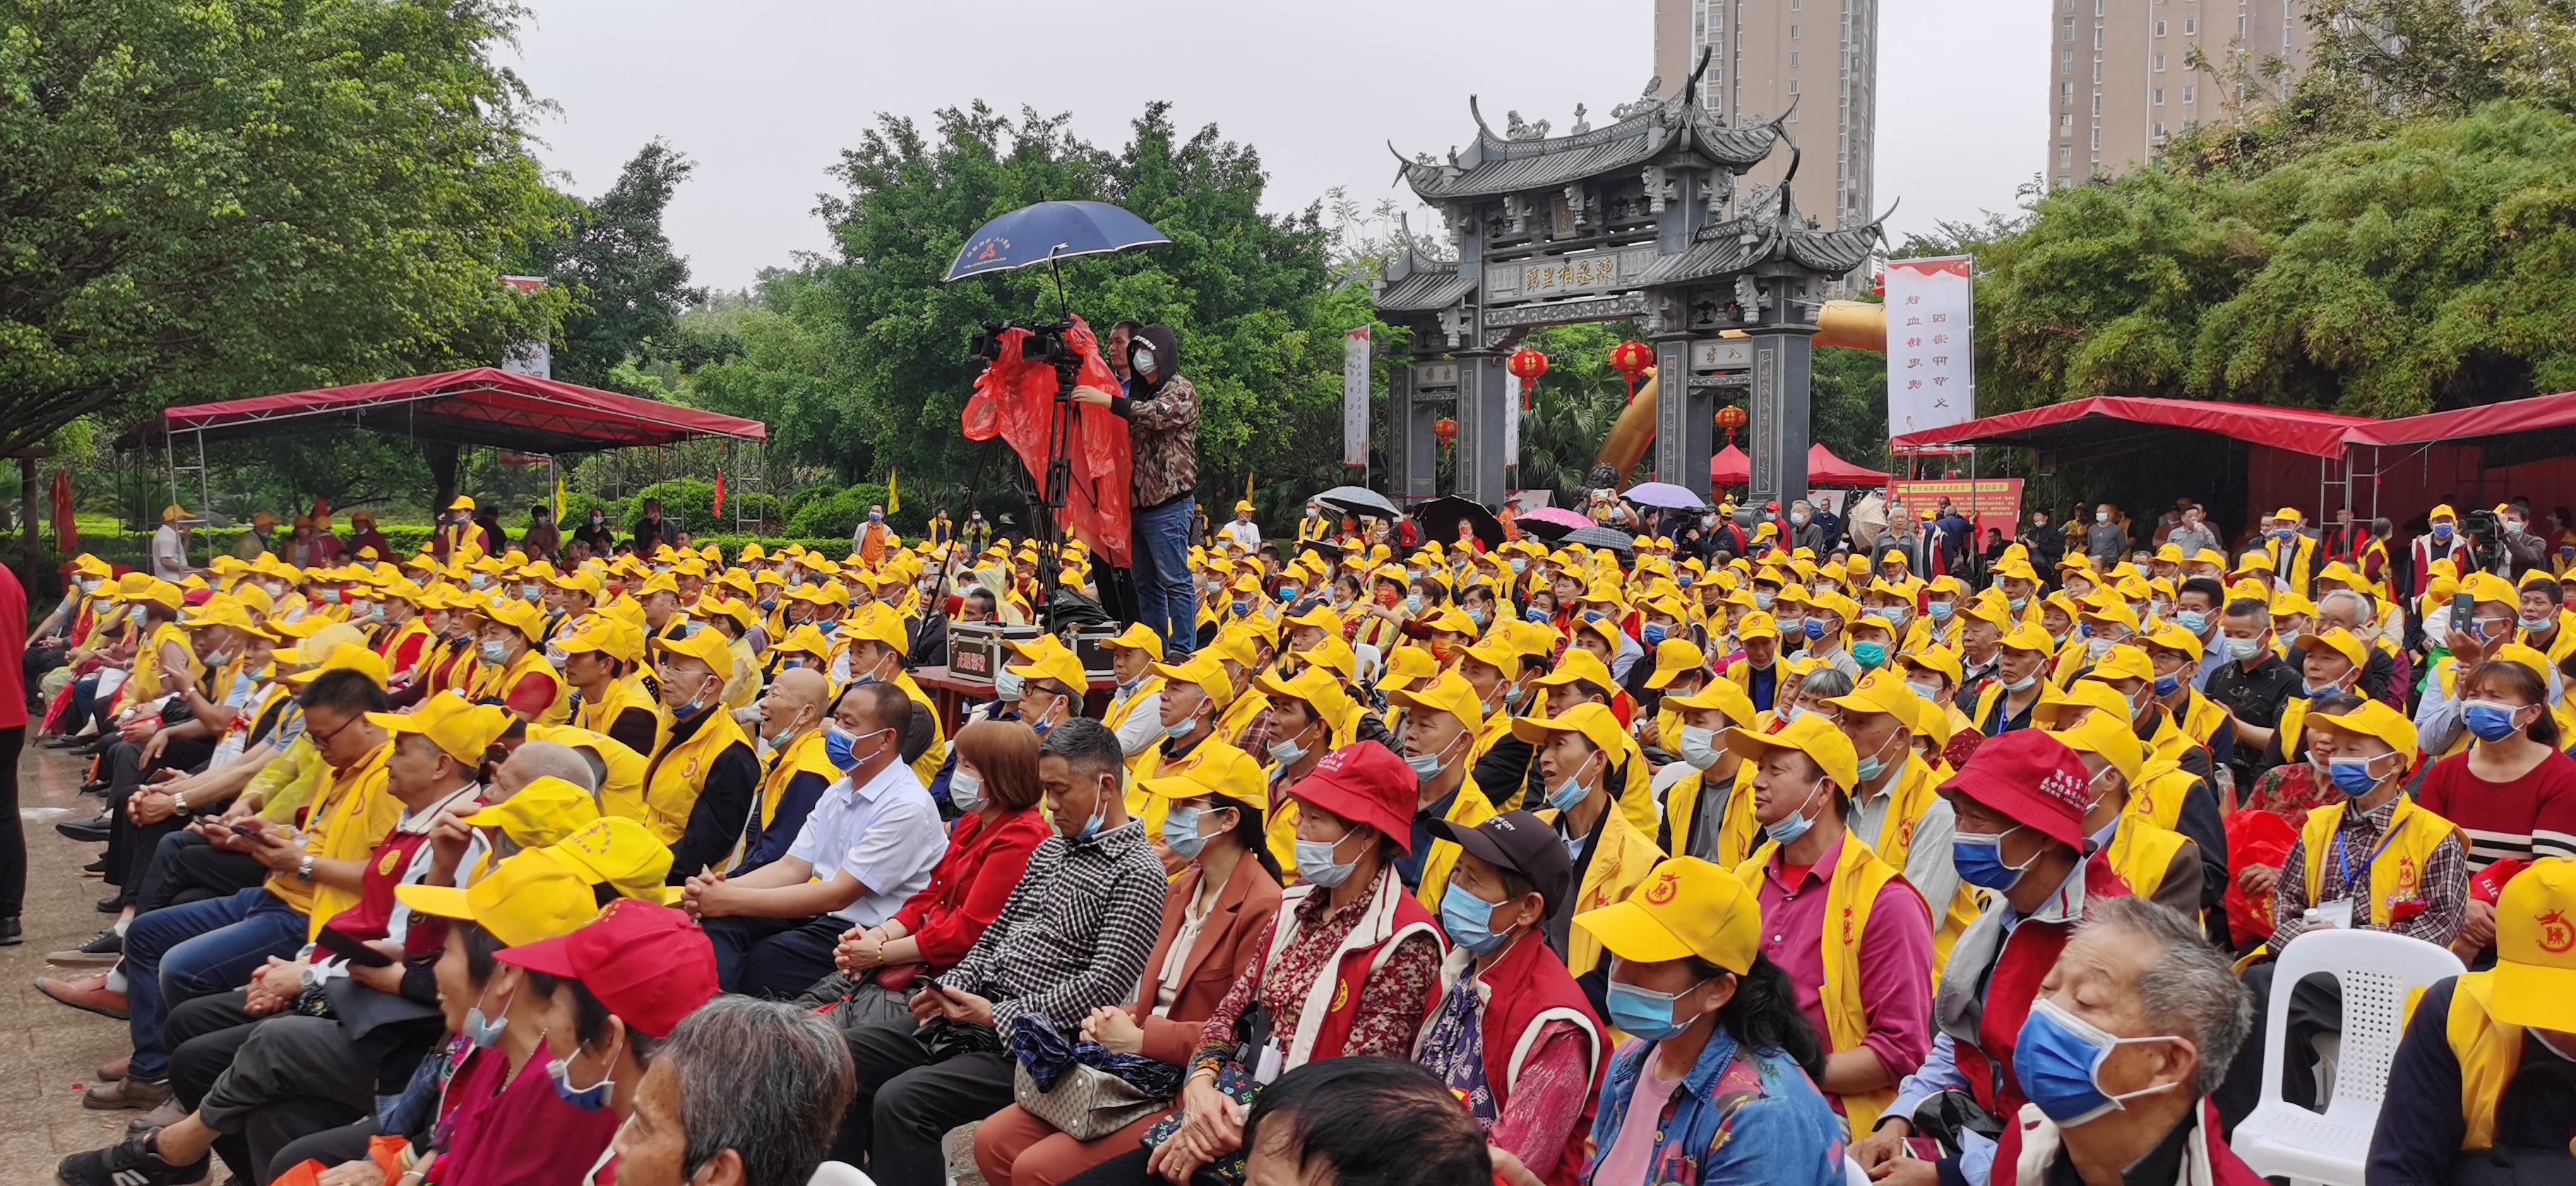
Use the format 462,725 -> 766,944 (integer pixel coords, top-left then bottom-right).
172,791 -> 189,817
295,853 -> 316,883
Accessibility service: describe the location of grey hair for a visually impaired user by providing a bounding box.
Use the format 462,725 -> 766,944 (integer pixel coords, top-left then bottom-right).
2316,588 -> 2374,627
2080,897 -> 2251,1096
662,996 -> 854,1186
1040,716 -> 1124,779
1797,667 -> 1855,702
503,741 -> 600,795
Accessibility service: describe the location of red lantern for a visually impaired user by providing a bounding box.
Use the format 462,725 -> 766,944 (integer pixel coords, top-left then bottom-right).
1609,340 -> 1654,404
1433,416 -> 1458,446
1715,404 -> 1748,443
1507,347 -> 1550,409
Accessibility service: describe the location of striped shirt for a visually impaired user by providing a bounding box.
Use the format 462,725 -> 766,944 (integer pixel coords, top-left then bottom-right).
936,817 -> 1167,1031
2415,748 -> 2576,870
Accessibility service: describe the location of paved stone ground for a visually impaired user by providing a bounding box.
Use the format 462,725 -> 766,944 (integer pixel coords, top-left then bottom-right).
4,743 -> 152,1184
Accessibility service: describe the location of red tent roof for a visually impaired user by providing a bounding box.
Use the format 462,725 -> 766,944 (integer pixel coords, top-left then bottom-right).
1711,443 -> 1887,486
1890,396 -> 2369,461
145,368 -> 765,453
2343,391 -> 2576,468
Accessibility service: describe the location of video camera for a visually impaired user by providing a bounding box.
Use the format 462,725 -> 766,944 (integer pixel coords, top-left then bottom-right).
2460,507 -> 2508,570
967,319 -> 1081,368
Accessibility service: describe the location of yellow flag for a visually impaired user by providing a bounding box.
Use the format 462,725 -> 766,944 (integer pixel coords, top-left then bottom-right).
1245,470 -> 1254,503
553,473 -> 566,522
886,467 -> 900,515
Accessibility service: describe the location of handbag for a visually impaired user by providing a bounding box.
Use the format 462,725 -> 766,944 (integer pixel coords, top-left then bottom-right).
1011,1060 -> 1169,1141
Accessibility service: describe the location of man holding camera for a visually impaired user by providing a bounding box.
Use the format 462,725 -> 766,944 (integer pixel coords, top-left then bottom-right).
1075,323 -> 1198,661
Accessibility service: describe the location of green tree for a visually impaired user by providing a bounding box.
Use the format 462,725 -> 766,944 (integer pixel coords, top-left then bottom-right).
0,0 -> 568,458
527,138 -> 708,390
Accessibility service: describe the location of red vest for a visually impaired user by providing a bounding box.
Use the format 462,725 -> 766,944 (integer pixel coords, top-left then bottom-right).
1953,873 -> 2133,1124
324,829 -> 439,957
1472,935 -> 1605,1186
1989,1099 -> 2265,1186
1297,886 -> 1444,1065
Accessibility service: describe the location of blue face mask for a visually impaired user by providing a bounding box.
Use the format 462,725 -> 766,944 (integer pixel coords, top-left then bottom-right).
2012,998 -> 2179,1125
463,983 -> 511,1050
1405,594 -> 1425,615
1525,605 -> 1549,623
1952,827 -> 2037,891
1277,585 -> 1299,602
2174,609 -> 2209,635
2463,700 -> 2523,743
1804,618 -> 1827,641
1231,599 -> 1251,617
1582,609 -> 1607,624
1294,834 -> 1359,887
823,724 -> 885,772
1927,601 -> 1952,622
1763,778 -> 1825,844
1466,606 -> 1487,627
2432,522 -> 2454,539
1852,640 -> 1888,670
948,769 -> 986,815
1642,622 -> 1669,647
1753,592 -> 1776,610
758,597 -> 777,612
2327,755 -> 2387,796
994,669 -> 1026,700
1546,752 -> 1597,813
2008,596 -> 2029,613
548,1043 -> 617,1112
2152,673 -> 2181,697
1160,803 -> 1212,859
1440,886 -> 1514,954
1164,700 -> 1204,741
479,639 -> 508,666
1604,978 -> 1705,1042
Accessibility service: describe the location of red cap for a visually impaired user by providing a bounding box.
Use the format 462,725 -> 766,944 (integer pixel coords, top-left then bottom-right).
497,899 -> 718,1038
1285,743 -> 1421,855
1936,729 -> 2091,849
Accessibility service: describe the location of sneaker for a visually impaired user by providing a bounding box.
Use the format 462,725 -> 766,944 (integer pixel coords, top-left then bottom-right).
56,813 -> 112,843
35,971 -> 130,1020
0,916 -> 17,947
54,1130 -> 208,1186
48,927 -> 121,966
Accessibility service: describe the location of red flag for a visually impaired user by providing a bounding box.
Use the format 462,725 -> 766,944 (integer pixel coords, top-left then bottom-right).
711,471 -> 725,518
311,496 -> 330,524
49,469 -> 76,553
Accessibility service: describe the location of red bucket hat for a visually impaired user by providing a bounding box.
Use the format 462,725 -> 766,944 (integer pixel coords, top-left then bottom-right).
1936,729 -> 2091,849
499,899 -> 719,1039
1284,743 -> 1420,855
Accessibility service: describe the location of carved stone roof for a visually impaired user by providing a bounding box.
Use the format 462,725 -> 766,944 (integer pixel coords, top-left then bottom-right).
1635,191 -> 1885,287
1397,96 -> 1784,203
1374,269 -> 1474,313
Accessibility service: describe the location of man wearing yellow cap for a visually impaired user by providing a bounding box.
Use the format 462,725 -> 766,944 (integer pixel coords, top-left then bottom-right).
1574,856 -> 1847,1185
647,628 -> 763,882
466,597 -> 566,724
1131,652 -> 1253,845
1515,703 -> 1665,1009
2256,506 -> 2322,597
1385,672 -> 1501,911
2367,858 -> 2576,1179
1822,673 -> 1976,968
559,617 -> 660,757
1100,624 -> 1168,762
431,495 -> 492,561
2049,712 -> 2202,918
1724,714 -> 1936,1134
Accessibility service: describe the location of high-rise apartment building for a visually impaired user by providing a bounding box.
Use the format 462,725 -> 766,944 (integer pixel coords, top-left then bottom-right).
1652,0 -> 1878,232
2046,0 -> 2315,188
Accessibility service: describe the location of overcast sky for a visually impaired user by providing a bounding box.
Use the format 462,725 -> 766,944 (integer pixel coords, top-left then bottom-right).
504,0 -> 2046,292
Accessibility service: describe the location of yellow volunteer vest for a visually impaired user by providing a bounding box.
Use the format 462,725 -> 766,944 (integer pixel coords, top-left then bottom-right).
1412,776 -> 1500,913
891,671 -> 947,787
2126,759 -> 2201,833
2445,972 -> 2527,1153
472,647 -> 570,724
640,714 -> 751,852
2298,796 -> 2463,928
527,724 -> 653,836
273,742 -> 397,938
2104,813 -> 2189,904
1102,676 -> 1169,769
1865,755 -> 1979,973
129,621 -> 196,705
573,676 -> 665,755
1664,760 -> 1763,870
1735,832 -> 1916,1133
1217,687 -> 1270,754
1539,801 -> 1665,979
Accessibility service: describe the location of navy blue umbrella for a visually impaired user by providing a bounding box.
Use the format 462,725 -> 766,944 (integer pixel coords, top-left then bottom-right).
945,200 -> 1171,282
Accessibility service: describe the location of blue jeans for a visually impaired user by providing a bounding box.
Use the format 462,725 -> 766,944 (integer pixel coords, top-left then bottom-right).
124,887 -> 307,1081
1131,496 -> 1198,659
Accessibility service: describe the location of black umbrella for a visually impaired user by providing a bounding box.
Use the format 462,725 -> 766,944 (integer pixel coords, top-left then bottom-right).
1561,525 -> 1637,558
1315,485 -> 1398,520
1416,495 -> 1503,550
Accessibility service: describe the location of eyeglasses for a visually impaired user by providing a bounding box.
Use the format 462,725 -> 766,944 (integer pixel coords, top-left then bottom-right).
306,712 -> 357,750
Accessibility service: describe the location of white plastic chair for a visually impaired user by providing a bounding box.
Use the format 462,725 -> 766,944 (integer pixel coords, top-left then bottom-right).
807,1161 -> 876,1186
1843,1156 -> 1872,1186
2229,928 -> 2463,1186
1352,642 -> 1384,687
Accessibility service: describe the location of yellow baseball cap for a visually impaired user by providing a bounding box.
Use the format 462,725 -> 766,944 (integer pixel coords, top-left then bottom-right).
1532,646 -> 1617,693
2087,644 -> 2155,684
1734,610 -> 1779,641
1137,742 -> 1270,813
2049,712 -> 2142,786
2491,858 -> 2576,1030
2032,678 -> 2133,729
1006,636 -> 1090,694
655,625 -> 739,681
1381,645 -> 1440,689
1152,652 -> 1236,712
460,775 -> 602,846
541,816 -> 679,904
2293,627 -> 2368,671
366,695 -> 507,765
1662,678 -> 1755,728
395,849 -> 600,948
282,640 -> 390,688
1722,711 -> 1860,789
1509,702 -> 1627,757
1252,664 -> 1354,733
558,616 -> 644,665
2000,622 -> 2056,655
1574,856 -> 1761,973
1386,671 -> 1486,738
2312,698 -> 2416,757
1643,638 -> 1708,690
1103,622 -> 1164,653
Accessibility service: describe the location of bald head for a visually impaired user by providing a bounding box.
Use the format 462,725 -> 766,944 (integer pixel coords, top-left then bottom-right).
761,666 -> 830,741
491,740 -> 600,802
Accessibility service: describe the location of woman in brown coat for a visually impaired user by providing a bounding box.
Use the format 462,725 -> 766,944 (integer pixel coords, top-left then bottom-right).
972,747 -> 1283,1186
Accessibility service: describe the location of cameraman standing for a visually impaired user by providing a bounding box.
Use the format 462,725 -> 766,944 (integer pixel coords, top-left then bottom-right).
2496,504 -> 2548,580
1075,323 -> 1198,660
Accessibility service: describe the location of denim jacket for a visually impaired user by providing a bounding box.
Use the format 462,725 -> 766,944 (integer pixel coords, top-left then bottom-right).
1586,1031 -> 1847,1186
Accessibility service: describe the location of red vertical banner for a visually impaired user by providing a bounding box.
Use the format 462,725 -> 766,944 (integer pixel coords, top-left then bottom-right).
711,470 -> 726,518
49,469 -> 76,553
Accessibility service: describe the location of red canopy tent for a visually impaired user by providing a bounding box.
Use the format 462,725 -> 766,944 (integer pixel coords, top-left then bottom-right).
142,367 -> 766,453
1710,443 -> 1888,486
1890,396 -> 2368,462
